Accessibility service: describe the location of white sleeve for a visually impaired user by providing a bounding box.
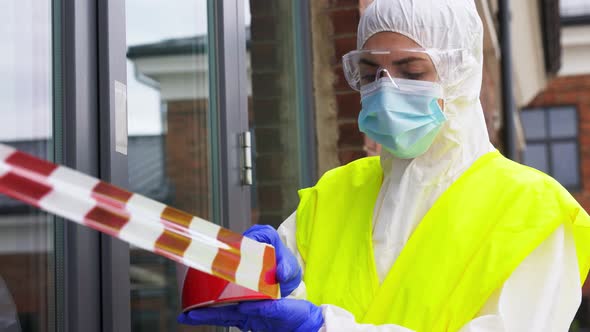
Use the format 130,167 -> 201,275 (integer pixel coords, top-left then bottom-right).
277,211 -> 308,300
279,214 -> 581,332
459,224 -> 581,332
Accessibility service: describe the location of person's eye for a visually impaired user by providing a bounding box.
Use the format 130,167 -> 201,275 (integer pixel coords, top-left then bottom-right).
361,74 -> 376,84
403,72 -> 426,80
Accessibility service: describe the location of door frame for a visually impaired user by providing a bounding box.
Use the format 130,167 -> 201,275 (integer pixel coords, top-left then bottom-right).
55,0 -> 313,330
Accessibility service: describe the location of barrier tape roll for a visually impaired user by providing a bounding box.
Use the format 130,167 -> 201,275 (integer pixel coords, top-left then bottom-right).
0,143 -> 280,299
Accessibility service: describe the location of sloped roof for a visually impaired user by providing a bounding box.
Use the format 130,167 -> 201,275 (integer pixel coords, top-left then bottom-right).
127,28 -> 251,59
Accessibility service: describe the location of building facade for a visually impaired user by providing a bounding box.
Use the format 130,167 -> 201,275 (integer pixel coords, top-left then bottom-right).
522,1 -> 590,330
0,0 -> 587,331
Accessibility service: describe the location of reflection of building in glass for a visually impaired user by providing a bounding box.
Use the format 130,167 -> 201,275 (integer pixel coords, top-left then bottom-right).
126,27 -> 216,332
128,26 -> 303,227
0,142 -> 53,331
1,2 -> 55,330
128,35 -> 221,222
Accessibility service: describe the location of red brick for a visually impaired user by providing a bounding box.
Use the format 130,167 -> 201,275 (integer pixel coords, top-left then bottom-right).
328,0 -> 359,9
556,91 -> 580,104
257,184 -> 284,210
336,92 -> 361,118
250,42 -> 280,71
249,0 -> 277,16
339,149 -> 366,164
338,122 -> 364,148
252,72 -> 282,96
251,16 -> 277,41
251,98 -> 282,126
165,100 -> 210,218
254,127 -> 283,153
256,154 -> 286,181
248,2 -> 304,225
330,8 -> 360,36
334,36 -> 357,64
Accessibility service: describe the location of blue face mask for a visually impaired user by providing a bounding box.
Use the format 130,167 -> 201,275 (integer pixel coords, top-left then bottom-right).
358,77 -> 447,159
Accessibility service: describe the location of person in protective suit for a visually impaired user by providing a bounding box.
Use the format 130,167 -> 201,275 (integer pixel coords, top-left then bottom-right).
179,0 -> 590,330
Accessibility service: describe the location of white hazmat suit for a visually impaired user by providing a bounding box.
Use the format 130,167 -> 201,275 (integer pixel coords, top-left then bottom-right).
278,0 -> 582,330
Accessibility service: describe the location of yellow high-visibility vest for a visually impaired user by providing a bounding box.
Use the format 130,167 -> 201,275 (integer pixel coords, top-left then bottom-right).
296,151 -> 590,332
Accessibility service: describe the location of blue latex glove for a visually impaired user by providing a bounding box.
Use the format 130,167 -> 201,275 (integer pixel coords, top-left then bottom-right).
238,298 -> 324,332
177,298 -> 324,332
177,225 -> 309,330
177,305 -> 246,329
243,224 -> 302,297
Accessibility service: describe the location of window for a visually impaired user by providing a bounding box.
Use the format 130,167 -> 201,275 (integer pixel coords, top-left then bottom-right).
125,1 -> 215,331
561,0 -> 590,25
561,0 -> 590,16
521,107 -> 581,190
0,1 -> 57,331
246,0 -> 317,227
1,0 -> 316,330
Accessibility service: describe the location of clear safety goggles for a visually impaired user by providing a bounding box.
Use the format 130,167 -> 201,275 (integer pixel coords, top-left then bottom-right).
360,70 -> 444,99
342,48 -> 470,91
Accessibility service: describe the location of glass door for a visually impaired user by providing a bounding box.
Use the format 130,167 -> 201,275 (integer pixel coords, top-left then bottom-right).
125,1 -> 216,331
0,1 -> 57,331
245,0 -> 316,228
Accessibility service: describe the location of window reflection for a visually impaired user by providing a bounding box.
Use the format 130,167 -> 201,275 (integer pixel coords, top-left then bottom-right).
560,0 -> 590,17
126,1 -> 213,331
0,1 -> 55,332
246,0 -> 306,228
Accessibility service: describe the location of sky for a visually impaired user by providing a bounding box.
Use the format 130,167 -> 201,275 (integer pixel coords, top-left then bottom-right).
0,1 -> 53,141
126,0 -> 251,136
560,0 -> 590,16
1,0 -> 251,140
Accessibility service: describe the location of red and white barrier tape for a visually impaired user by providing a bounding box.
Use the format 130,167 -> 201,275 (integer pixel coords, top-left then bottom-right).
0,143 -> 279,299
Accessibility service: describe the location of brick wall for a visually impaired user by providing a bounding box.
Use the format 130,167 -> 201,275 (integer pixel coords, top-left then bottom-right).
329,0 -> 366,164
162,1 -> 308,228
165,100 -> 210,220
527,74 -> 590,296
310,0 -> 367,169
249,0 -> 303,226
528,74 -> 590,212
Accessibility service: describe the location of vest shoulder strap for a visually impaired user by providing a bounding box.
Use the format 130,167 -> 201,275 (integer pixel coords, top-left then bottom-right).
296,156 -> 382,262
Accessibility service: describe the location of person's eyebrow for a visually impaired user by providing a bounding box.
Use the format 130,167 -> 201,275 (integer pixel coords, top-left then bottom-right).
392,57 -> 428,66
359,58 -> 379,67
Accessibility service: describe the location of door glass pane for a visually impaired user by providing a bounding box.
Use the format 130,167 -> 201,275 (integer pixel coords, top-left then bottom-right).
561,0 -> 590,17
548,107 -> 577,138
246,0 -> 307,227
521,109 -> 547,140
0,1 -> 55,331
523,143 -> 549,174
551,142 -> 580,189
126,1 -> 213,331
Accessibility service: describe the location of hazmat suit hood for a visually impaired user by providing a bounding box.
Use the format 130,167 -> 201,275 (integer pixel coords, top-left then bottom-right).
357,0 -> 495,281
